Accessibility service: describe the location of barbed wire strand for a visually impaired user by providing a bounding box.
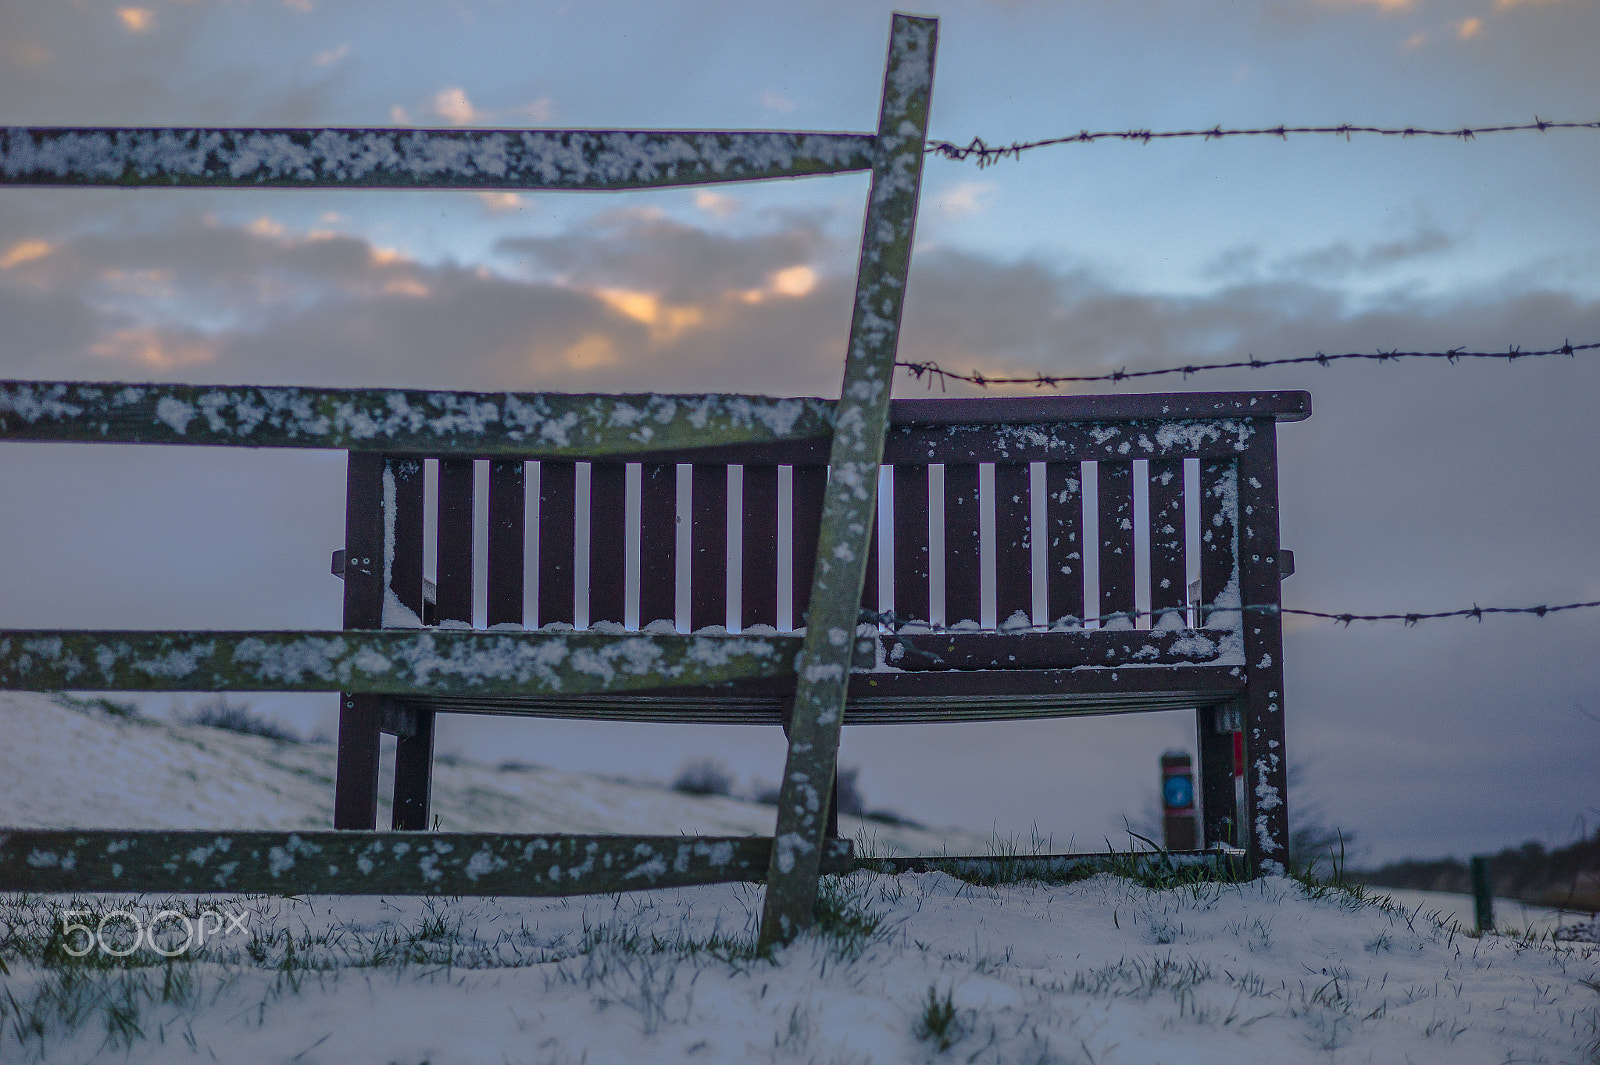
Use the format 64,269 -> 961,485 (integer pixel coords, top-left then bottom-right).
895,339 -> 1598,390
861,599 -> 1600,633
928,118 -> 1600,167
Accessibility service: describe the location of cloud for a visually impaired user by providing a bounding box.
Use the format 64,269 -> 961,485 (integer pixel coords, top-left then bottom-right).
389,105 -> 411,125
476,192 -> 525,214
1457,16 -> 1485,38
312,44 -> 350,67
433,87 -> 481,126
89,327 -> 215,369
770,265 -> 817,299
0,239 -> 52,270
508,98 -> 556,124
934,181 -> 997,218
760,91 -> 796,112
1317,0 -> 1413,10
693,191 -> 741,219
116,7 -> 155,33
1204,225 -> 1457,284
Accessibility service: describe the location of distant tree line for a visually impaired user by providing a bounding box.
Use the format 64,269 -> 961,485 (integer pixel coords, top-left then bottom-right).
1351,830 -> 1600,909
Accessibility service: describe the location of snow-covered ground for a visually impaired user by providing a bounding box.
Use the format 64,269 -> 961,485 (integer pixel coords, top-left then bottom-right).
0,692 -> 986,854
3,694 -> 1597,1064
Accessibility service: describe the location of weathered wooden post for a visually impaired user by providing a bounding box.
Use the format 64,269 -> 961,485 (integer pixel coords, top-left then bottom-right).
758,13 -> 937,948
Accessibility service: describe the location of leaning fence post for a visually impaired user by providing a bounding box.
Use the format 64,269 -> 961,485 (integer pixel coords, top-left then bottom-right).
1471,855 -> 1495,933
758,13 -> 937,950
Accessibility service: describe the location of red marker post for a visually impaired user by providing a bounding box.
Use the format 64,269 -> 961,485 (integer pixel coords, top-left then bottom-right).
1161,751 -> 1198,851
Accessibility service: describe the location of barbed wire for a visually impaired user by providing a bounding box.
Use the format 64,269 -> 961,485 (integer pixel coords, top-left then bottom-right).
860,599 -> 1600,634
895,339 -> 1599,389
928,118 -> 1600,167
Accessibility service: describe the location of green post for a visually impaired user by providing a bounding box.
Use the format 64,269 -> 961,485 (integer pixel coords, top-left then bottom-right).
758,13 -> 937,950
1471,855 -> 1495,933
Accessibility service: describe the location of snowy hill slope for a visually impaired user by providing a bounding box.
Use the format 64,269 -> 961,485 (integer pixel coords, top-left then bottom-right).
2,693 -> 1597,1065
0,692 -> 987,855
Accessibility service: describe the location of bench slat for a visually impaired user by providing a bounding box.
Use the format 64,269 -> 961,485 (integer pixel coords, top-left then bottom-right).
1046,462 -> 1084,626
389,458 -> 427,625
537,461 -> 577,627
486,460 -> 526,627
1200,460 -> 1238,629
1097,461 -> 1136,625
790,465 -> 827,627
0,629 -> 802,695
1149,457 -> 1186,623
0,128 -> 877,190
742,465 -> 780,630
994,463 -> 1033,628
862,504 -> 880,614
589,463 -> 628,626
892,465 -> 931,624
0,830 -> 854,896
0,381 -> 837,457
638,463 -> 677,628
691,465 -> 728,631
436,459 -> 475,625
944,464 -> 982,626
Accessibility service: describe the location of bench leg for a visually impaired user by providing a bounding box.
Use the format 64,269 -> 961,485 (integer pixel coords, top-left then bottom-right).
1236,433 -> 1291,877
333,692 -> 381,829
1197,702 -> 1239,849
391,709 -> 436,831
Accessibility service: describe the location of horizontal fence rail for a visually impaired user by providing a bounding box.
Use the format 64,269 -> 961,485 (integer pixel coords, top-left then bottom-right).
0,629 -> 882,695
0,128 -> 877,190
0,383 -> 1309,454
0,381 -> 838,457
0,830 -> 854,895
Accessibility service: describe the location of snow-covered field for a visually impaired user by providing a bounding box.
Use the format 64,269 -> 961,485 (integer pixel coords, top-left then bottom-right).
0,693 -> 985,854
3,694 -> 1597,1064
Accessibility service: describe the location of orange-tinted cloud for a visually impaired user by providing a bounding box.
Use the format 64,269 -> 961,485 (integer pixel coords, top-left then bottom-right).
0,240 -> 52,269
116,7 -> 154,32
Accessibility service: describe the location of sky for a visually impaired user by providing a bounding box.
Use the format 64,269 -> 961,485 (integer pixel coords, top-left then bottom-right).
1,0 -> 1598,865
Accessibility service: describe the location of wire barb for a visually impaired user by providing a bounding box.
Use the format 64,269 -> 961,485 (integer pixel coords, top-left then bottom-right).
894,339 -> 1600,388
927,118 -> 1600,165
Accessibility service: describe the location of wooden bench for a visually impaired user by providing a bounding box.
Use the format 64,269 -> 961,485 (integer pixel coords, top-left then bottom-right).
333,389 -> 1310,872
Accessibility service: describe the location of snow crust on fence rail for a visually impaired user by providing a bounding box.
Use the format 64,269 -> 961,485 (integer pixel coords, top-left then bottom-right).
0,630 -> 797,696
0,381 -> 836,455
0,128 -> 877,189
0,829 -> 854,895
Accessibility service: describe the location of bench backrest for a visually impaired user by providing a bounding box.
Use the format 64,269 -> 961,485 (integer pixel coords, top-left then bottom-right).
365,392 -> 1310,643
